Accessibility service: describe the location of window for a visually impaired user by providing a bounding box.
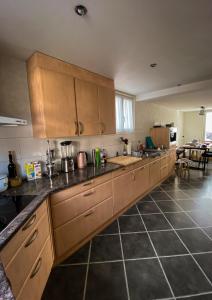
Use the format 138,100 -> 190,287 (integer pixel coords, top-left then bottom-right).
205,112 -> 212,141
115,92 -> 134,132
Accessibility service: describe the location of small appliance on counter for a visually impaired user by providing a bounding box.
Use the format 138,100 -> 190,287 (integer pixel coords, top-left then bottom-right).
45,140 -> 58,177
77,151 -> 88,169
0,174 -> 8,192
61,141 -> 74,173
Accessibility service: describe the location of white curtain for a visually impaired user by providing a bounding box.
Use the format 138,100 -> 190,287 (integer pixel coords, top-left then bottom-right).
123,98 -> 133,131
115,95 -> 124,132
115,94 -> 134,132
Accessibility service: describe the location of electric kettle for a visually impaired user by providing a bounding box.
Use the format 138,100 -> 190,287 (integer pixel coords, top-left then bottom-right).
77,151 -> 88,169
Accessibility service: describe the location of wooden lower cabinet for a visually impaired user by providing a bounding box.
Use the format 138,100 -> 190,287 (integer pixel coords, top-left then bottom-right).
161,165 -> 169,180
113,171 -> 134,215
51,181 -> 112,228
132,164 -> 150,200
149,159 -> 161,187
17,238 -> 53,300
5,213 -> 50,296
54,197 -> 113,258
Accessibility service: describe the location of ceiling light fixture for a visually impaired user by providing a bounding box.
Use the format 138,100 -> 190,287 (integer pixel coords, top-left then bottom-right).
199,106 -> 205,116
75,5 -> 88,16
150,63 -> 157,68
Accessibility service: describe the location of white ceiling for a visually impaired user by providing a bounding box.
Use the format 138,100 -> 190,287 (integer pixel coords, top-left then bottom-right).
0,0 -> 212,108
145,88 -> 212,111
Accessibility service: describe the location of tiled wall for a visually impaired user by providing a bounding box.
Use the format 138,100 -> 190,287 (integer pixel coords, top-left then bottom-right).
0,55 -> 182,177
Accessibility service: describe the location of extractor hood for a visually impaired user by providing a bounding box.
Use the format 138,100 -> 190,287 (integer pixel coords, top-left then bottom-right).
0,116 -> 27,126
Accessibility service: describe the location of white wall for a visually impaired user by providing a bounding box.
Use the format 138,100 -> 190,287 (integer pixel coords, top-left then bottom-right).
135,101 -> 184,145
183,111 -> 205,143
0,56 -> 183,177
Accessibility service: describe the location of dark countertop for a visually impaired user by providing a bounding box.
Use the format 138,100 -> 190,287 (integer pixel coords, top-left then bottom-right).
0,263 -> 14,300
0,163 -> 121,251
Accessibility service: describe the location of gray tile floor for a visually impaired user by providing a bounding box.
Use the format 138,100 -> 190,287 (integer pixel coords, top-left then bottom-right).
42,168 -> 212,300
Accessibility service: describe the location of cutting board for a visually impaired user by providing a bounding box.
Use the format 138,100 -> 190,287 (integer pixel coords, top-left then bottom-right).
107,156 -> 142,166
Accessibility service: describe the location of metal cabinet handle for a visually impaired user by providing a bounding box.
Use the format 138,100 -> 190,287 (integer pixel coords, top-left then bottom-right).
22,214 -> 36,231
79,121 -> 84,135
100,122 -> 105,134
25,230 -> 38,248
84,210 -> 94,217
83,190 -> 95,197
30,258 -> 42,279
75,121 -> 79,135
83,181 -> 93,186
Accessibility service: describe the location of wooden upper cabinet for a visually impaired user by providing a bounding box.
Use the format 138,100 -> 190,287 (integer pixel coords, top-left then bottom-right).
75,79 -> 100,136
28,68 -> 78,138
27,52 -> 115,138
98,86 -> 116,135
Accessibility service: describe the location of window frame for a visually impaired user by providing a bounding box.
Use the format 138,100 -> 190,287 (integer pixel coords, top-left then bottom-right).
204,111 -> 212,142
115,91 -> 135,133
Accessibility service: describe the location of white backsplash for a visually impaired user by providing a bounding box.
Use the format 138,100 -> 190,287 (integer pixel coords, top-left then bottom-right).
0,131 -> 141,177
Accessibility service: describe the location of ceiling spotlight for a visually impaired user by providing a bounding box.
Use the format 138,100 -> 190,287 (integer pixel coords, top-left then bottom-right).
199,106 -> 205,116
75,5 -> 88,16
150,63 -> 157,68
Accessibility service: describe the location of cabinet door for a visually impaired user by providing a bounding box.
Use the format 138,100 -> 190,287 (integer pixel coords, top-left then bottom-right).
98,86 -> 116,134
133,164 -> 150,200
75,79 -> 100,136
113,172 -> 133,215
149,160 -> 161,187
40,68 -> 78,138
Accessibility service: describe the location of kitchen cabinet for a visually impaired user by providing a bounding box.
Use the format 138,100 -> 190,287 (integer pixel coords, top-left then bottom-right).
75,79 -> 100,136
149,159 -> 161,187
17,238 -> 53,300
113,171 -> 134,215
54,197 -> 113,259
27,52 -> 115,138
132,164 -> 150,200
0,200 -> 54,299
51,181 -> 112,228
28,68 -> 78,138
98,86 -> 116,134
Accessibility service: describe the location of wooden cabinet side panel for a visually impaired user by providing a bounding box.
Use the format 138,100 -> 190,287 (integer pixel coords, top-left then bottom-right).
27,66 -> 46,138
98,86 -> 116,135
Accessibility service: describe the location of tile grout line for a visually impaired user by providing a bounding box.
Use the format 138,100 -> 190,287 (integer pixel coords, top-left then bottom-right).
175,290 -> 212,299
136,204 -> 176,299
149,193 -> 212,290
58,250 -> 212,267
160,189 -> 212,242
82,240 -> 92,300
117,218 -> 131,300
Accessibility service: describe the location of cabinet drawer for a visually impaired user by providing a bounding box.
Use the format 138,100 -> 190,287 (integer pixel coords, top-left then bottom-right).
54,197 -> 113,258
51,173 -> 112,205
51,181 -> 112,228
6,212 -> 50,297
112,165 -> 134,178
17,237 -> 53,300
1,201 -> 47,268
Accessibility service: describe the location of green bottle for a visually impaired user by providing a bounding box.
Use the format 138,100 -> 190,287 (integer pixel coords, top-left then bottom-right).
95,148 -> 101,167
